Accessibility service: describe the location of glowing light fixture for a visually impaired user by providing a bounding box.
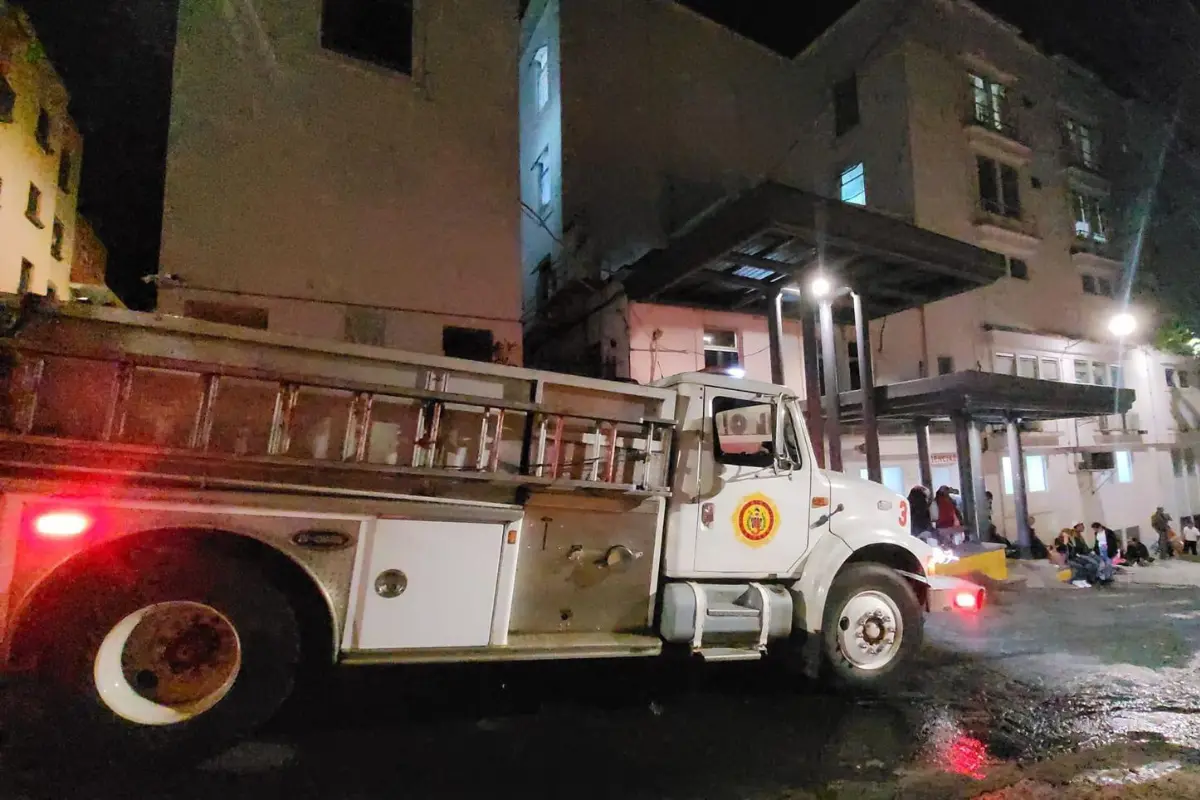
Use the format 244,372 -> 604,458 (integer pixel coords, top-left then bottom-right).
810,275 -> 832,299
1108,312 -> 1137,338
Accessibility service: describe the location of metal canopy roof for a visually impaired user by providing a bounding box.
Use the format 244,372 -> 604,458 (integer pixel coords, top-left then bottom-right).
838,372 -> 1137,425
620,182 -> 1008,321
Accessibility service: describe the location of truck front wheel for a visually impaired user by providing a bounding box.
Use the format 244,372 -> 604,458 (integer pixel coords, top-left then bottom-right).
13,541 -> 300,768
821,563 -> 922,688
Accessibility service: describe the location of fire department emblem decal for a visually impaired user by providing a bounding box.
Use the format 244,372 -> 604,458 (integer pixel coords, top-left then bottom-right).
733,493 -> 780,548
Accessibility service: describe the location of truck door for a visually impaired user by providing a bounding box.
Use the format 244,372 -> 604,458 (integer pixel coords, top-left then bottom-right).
692,388 -> 817,576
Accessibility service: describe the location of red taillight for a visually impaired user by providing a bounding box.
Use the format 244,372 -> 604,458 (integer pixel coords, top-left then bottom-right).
33,510 -> 93,539
954,590 -> 980,611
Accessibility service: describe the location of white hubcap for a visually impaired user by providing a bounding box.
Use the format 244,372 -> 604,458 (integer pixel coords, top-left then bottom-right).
835,590 -> 903,671
93,601 -> 242,726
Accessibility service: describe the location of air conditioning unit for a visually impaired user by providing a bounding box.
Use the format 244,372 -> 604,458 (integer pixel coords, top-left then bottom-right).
1078,451 -> 1116,471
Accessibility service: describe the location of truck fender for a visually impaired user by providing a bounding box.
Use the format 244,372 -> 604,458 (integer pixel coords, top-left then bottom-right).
787,532 -> 854,635
789,528 -> 928,634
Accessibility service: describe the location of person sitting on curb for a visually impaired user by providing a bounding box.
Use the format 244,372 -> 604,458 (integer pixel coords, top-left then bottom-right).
1125,536 -> 1154,566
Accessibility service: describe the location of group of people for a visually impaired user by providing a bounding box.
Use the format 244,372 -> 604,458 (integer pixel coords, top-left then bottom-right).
905,484 -> 968,547
1150,507 -> 1200,558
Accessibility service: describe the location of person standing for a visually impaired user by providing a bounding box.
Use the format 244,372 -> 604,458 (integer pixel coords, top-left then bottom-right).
1183,517 -> 1200,556
1152,507 -> 1173,559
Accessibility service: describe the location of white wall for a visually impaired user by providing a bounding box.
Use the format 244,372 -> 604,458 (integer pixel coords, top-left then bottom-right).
161,0 -> 522,359
623,302 -> 806,393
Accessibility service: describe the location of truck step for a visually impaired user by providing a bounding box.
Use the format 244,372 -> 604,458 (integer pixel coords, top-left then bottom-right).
706,603 -> 760,618
697,647 -> 764,662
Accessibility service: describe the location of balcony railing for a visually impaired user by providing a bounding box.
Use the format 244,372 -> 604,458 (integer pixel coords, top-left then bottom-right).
969,104 -> 1019,141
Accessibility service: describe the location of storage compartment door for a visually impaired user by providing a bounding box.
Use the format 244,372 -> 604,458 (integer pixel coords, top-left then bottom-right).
351,519 -> 505,650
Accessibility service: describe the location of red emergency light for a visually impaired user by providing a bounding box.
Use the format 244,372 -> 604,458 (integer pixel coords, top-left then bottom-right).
954,590 -> 981,611
32,509 -> 93,539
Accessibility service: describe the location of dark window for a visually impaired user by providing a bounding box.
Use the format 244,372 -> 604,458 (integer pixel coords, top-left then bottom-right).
35,109 -> 51,152
344,308 -> 386,346
1095,276 -> 1114,297
1181,371 -> 1192,389
937,356 -> 954,375
321,0 -> 414,74
977,156 -> 1020,218
999,164 -> 1021,218
535,256 -> 554,309
1081,274 -> 1097,295
17,259 -> 33,294
847,341 -> 861,391
1166,367 -> 1176,388
51,219 -> 64,260
833,74 -> 859,137
25,183 -> 42,226
0,73 -> 14,122
57,150 -> 71,192
442,326 -> 494,362
712,395 -> 775,468
1008,258 -> 1029,280
183,300 -> 269,329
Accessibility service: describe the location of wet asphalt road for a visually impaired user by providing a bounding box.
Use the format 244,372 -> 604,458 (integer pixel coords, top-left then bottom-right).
5,581 -> 1200,798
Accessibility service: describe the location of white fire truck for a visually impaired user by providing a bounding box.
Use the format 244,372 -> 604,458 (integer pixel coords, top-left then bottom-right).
0,296 -> 980,759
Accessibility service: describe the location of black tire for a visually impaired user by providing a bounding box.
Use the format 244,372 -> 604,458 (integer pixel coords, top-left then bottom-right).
11,537 -> 300,770
821,563 -> 922,689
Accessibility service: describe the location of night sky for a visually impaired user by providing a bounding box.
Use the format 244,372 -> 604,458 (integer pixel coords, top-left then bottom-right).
16,0 -> 1200,312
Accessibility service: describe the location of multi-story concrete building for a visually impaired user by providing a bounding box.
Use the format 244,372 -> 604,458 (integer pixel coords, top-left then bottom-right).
0,5 -> 84,299
160,0 -> 523,363
520,0 -> 1199,543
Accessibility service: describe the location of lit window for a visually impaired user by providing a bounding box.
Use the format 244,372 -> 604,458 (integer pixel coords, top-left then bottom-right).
1115,450 -> 1133,483
533,148 -> 551,213
1072,192 -> 1109,244
1109,364 -> 1121,387
703,330 -> 741,372
1064,118 -> 1099,170
860,466 -> 906,495
993,353 -> 1015,375
532,45 -> 550,111
1002,455 -> 1048,494
839,162 -> 866,206
977,156 -> 1021,218
1040,358 -> 1061,381
321,0 -> 415,74
1017,356 -> 1037,378
970,73 -> 1012,135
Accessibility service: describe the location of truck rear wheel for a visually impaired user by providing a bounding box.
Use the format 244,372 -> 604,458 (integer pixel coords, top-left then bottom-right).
821,563 -> 922,689
14,541 -> 300,768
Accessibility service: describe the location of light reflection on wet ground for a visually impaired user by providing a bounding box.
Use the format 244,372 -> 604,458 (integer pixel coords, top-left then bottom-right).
4,584 -> 1200,797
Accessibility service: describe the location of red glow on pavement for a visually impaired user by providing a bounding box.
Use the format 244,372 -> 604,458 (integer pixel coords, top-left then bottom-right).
942,733 -> 988,780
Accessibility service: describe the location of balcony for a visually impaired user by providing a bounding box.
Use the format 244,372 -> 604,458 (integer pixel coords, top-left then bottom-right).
973,202 -> 1040,255
965,106 -> 1032,164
